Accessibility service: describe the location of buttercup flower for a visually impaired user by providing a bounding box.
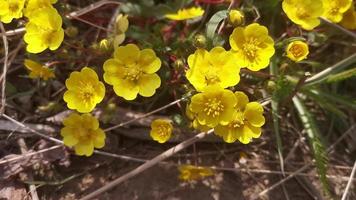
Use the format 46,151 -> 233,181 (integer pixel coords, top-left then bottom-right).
189,85 -> 237,127
24,7 -> 64,53
339,3 -> 356,29
229,23 -> 275,71
61,113 -> 105,156
24,0 -> 57,17
282,0 -> 323,30
286,40 -> 309,62
215,92 -> 265,144
178,165 -> 214,181
63,67 -> 105,113
186,47 -> 240,92
103,44 -> 162,100
150,119 -> 173,143
0,0 -> 26,23
165,7 -> 204,20
24,59 -> 55,80
322,0 -> 352,23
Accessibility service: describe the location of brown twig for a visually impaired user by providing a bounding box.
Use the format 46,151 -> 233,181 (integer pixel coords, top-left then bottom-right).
0,22 -> 8,114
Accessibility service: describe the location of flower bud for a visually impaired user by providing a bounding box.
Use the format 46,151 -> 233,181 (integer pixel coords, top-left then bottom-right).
65,26 -> 78,38
228,10 -> 244,27
173,59 -> 184,70
115,14 -> 129,34
99,39 -> 112,52
193,34 -> 206,48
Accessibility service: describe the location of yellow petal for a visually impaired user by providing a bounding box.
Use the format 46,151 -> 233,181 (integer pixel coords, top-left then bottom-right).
113,79 -> 139,100
244,102 -> 265,127
93,129 -> 106,148
235,91 -> 249,110
114,44 -> 140,64
139,49 -> 161,74
74,140 -> 94,156
138,73 -> 161,97
48,28 -> 64,50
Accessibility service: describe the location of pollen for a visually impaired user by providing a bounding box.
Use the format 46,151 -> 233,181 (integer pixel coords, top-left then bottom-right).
242,37 -> 260,60
204,97 -> 224,117
125,67 -> 142,81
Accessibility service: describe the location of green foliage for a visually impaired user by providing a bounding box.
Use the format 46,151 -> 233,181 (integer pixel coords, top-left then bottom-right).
293,97 -> 329,194
326,67 -> 356,83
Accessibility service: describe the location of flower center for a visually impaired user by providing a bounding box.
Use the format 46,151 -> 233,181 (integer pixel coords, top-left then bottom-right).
80,84 -> 95,103
242,37 -> 260,60
157,125 -> 170,138
229,112 -> 245,128
296,7 -> 310,19
124,67 -> 142,81
9,3 -> 19,12
205,73 -> 220,85
290,44 -> 304,58
204,97 -> 224,117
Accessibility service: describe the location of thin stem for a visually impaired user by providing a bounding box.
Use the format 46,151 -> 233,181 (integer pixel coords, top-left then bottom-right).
304,53 -> 356,87
341,160 -> 356,200
104,97 -> 187,132
320,17 -> 356,39
0,22 -> 8,114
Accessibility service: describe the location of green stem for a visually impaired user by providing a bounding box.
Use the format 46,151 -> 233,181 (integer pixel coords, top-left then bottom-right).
270,56 -> 284,173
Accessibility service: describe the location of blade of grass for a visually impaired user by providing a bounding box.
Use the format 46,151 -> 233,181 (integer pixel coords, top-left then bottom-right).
270,56 -> 285,174
304,53 -> 356,87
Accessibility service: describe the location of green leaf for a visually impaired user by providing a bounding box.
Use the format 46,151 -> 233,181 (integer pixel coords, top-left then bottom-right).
293,96 -> 329,193
326,67 -> 356,83
205,10 -> 227,41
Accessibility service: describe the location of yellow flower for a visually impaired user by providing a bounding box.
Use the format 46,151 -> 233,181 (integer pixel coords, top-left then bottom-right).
189,85 -> 237,127
103,44 -> 161,100
165,7 -> 204,20
24,7 -> 64,53
63,67 -> 106,113
61,113 -> 106,156
286,40 -> 309,62
215,92 -> 265,144
24,0 -> 57,17
229,23 -> 275,71
24,59 -> 55,80
0,0 -> 26,23
178,165 -> 214,181
228,9 -> 244,27
282,0 -> 323,30
186,47 -> 240,92
322,0 -> 352,23
339,3 -> 356,29
150,119 -> 173,143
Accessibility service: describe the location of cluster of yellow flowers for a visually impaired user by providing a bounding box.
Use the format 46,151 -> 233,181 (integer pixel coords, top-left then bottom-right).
282,0 -> 355,30
0,0 -> 64,53
184,22 -> 271,144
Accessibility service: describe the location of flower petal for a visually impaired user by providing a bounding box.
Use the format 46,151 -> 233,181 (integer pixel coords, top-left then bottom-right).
138,73 -> 161,97
244,102 -> 265,127
113,79 -> 139,100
